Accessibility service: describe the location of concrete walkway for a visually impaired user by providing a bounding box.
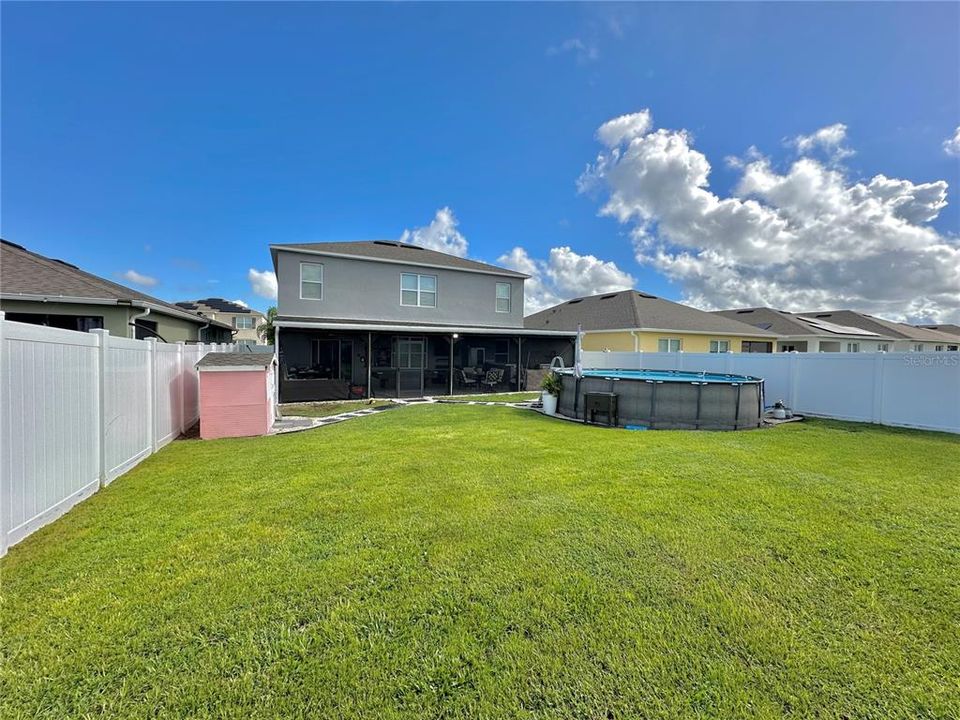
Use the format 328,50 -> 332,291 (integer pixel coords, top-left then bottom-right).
271,397 -> 540,435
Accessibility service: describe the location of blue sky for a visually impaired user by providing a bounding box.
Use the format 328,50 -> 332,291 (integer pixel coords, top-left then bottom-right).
3,2 -> 958,319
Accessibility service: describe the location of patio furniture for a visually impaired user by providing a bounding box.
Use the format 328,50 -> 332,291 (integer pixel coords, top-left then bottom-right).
455,368 -> 479,390
479,368 -> 504,393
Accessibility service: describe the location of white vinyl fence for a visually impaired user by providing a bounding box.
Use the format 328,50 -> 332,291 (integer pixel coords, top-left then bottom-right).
0,316 -> 238,555
582,350 -> 960,434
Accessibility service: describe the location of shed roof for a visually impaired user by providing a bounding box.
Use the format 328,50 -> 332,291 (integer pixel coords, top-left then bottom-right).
197,352 -> 274,369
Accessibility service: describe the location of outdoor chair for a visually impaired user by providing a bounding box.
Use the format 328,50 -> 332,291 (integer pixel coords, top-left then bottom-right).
455,368 -> 479,390
479,368 -> 504,392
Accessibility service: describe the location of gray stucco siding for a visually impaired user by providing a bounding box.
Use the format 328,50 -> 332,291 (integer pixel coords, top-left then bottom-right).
276,250 -> 525,328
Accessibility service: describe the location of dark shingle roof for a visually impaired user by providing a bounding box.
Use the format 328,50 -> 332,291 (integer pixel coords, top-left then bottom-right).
197,352 -> 274,368
525,290 -> 776,336
797,310 -> 958,342
918,323 -> 960,338
0,239 -> 215,326
271,240 -> 528,278
711,307 -> 882,338
188,298 -> 253,314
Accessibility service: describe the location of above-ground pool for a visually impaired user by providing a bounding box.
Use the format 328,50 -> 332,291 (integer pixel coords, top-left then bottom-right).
557,368 -> 764,430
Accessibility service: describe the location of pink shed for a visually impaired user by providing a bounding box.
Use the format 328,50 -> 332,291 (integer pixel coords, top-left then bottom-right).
197,352 -> 276,440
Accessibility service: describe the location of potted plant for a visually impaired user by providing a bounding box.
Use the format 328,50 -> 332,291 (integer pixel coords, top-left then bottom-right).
540,372 -> 562,416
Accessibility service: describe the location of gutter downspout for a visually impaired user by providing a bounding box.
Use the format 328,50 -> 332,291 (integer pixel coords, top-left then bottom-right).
630,330 -> 640,352
129,307 -> 151,339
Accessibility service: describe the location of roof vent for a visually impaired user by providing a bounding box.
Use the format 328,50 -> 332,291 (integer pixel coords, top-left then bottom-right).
636,292 -> 657,299
373,240 -> 402,247
0,239 -> 26,251
815,313 -> 832,318
52,259 -> 79,269
736,309 -> 754,314
567,298 -> 584,304
600,293 -> 618,300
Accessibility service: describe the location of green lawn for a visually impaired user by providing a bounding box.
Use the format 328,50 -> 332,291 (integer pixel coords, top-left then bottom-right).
441,391 -> 541,403
280,399 -> 393,417
2,406 -> 958,719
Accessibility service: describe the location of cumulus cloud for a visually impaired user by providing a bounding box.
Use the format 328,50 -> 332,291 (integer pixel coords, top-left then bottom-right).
546,37 -> 599,64
580,109 -> 960,323
400,207 -> 469,258
944,126 -> 960,157
790,122 -> 854,162
497,246 -> 635,314
119,269 -> 158,288
231,299 -> 249,308
248,268 -> 278,300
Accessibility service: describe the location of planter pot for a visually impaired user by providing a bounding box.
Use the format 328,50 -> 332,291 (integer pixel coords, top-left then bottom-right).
541,393 -> 558,416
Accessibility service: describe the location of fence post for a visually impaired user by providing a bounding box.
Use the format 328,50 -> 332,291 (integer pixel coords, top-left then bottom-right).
788,352 -> 800,410
177,341 -> 186,436
0,312 -> 6,556
147,338 -> 158,452
872,352 -> 885,425
91,329 -> 110,488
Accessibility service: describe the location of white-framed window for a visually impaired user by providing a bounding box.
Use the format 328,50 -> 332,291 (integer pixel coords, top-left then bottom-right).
846,342 -> 860,353
233,316 -> 255,329
877,343 -> 890,352
935,345 -> 945,352
300,262 -> 323,300
658,338 -> 682,352
400,273 -> 437,307
912,343 -> 925,352
495,282 -> 512,313
709,339 -> 730,353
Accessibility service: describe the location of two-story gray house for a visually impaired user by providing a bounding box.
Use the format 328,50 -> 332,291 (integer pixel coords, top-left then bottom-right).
270,240 -> 574,401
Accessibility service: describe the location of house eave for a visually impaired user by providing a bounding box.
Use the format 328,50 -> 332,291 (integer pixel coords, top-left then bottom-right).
275,319 -> 574,336
0,293 -> 210,325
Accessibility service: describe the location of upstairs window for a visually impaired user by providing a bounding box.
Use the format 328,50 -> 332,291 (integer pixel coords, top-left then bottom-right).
300,262 -> 323,300
400,273 -> 437,307
658,338 -> 682,352
709,339 -> 730,353
234,316 -> 255,329
495,282 -> 512,313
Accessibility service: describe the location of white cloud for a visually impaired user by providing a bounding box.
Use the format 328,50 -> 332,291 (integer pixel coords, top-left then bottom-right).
596,110 -> 653,148
546,37 -> 599,64
497,246 -> 635,314
231,299 -> 249,308
400,207 -> 469,258
580,109 -> 960,323
248,268 -> 278,300
790,122 -> 854,162
943,126 -> 960,157
119,269 -> 158,288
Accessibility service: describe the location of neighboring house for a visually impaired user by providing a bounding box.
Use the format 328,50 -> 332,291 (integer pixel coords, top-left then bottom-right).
712,307 -> 893,352
524,290 -> 778,353
0,239 -> 233,343
917,323 -> 960,344
797,311 -> 960,352
270,240 -> 575,401
176,298 -> 266,345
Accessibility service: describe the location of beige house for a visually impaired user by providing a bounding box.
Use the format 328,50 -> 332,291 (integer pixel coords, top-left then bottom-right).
175,299 -> 267,345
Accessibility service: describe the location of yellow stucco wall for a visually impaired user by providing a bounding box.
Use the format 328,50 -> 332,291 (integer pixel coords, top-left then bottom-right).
581,330 -> 774,353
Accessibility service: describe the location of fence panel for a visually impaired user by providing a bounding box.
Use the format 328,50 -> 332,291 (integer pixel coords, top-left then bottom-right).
1,317 -> 234,554
101,333 -> 152,483
1,322 -> 101,553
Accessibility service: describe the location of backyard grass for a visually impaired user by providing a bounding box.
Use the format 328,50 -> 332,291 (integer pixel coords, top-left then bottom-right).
2,406 -> 958,719
441,391 -> 541,403
279,399 -> 393,417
